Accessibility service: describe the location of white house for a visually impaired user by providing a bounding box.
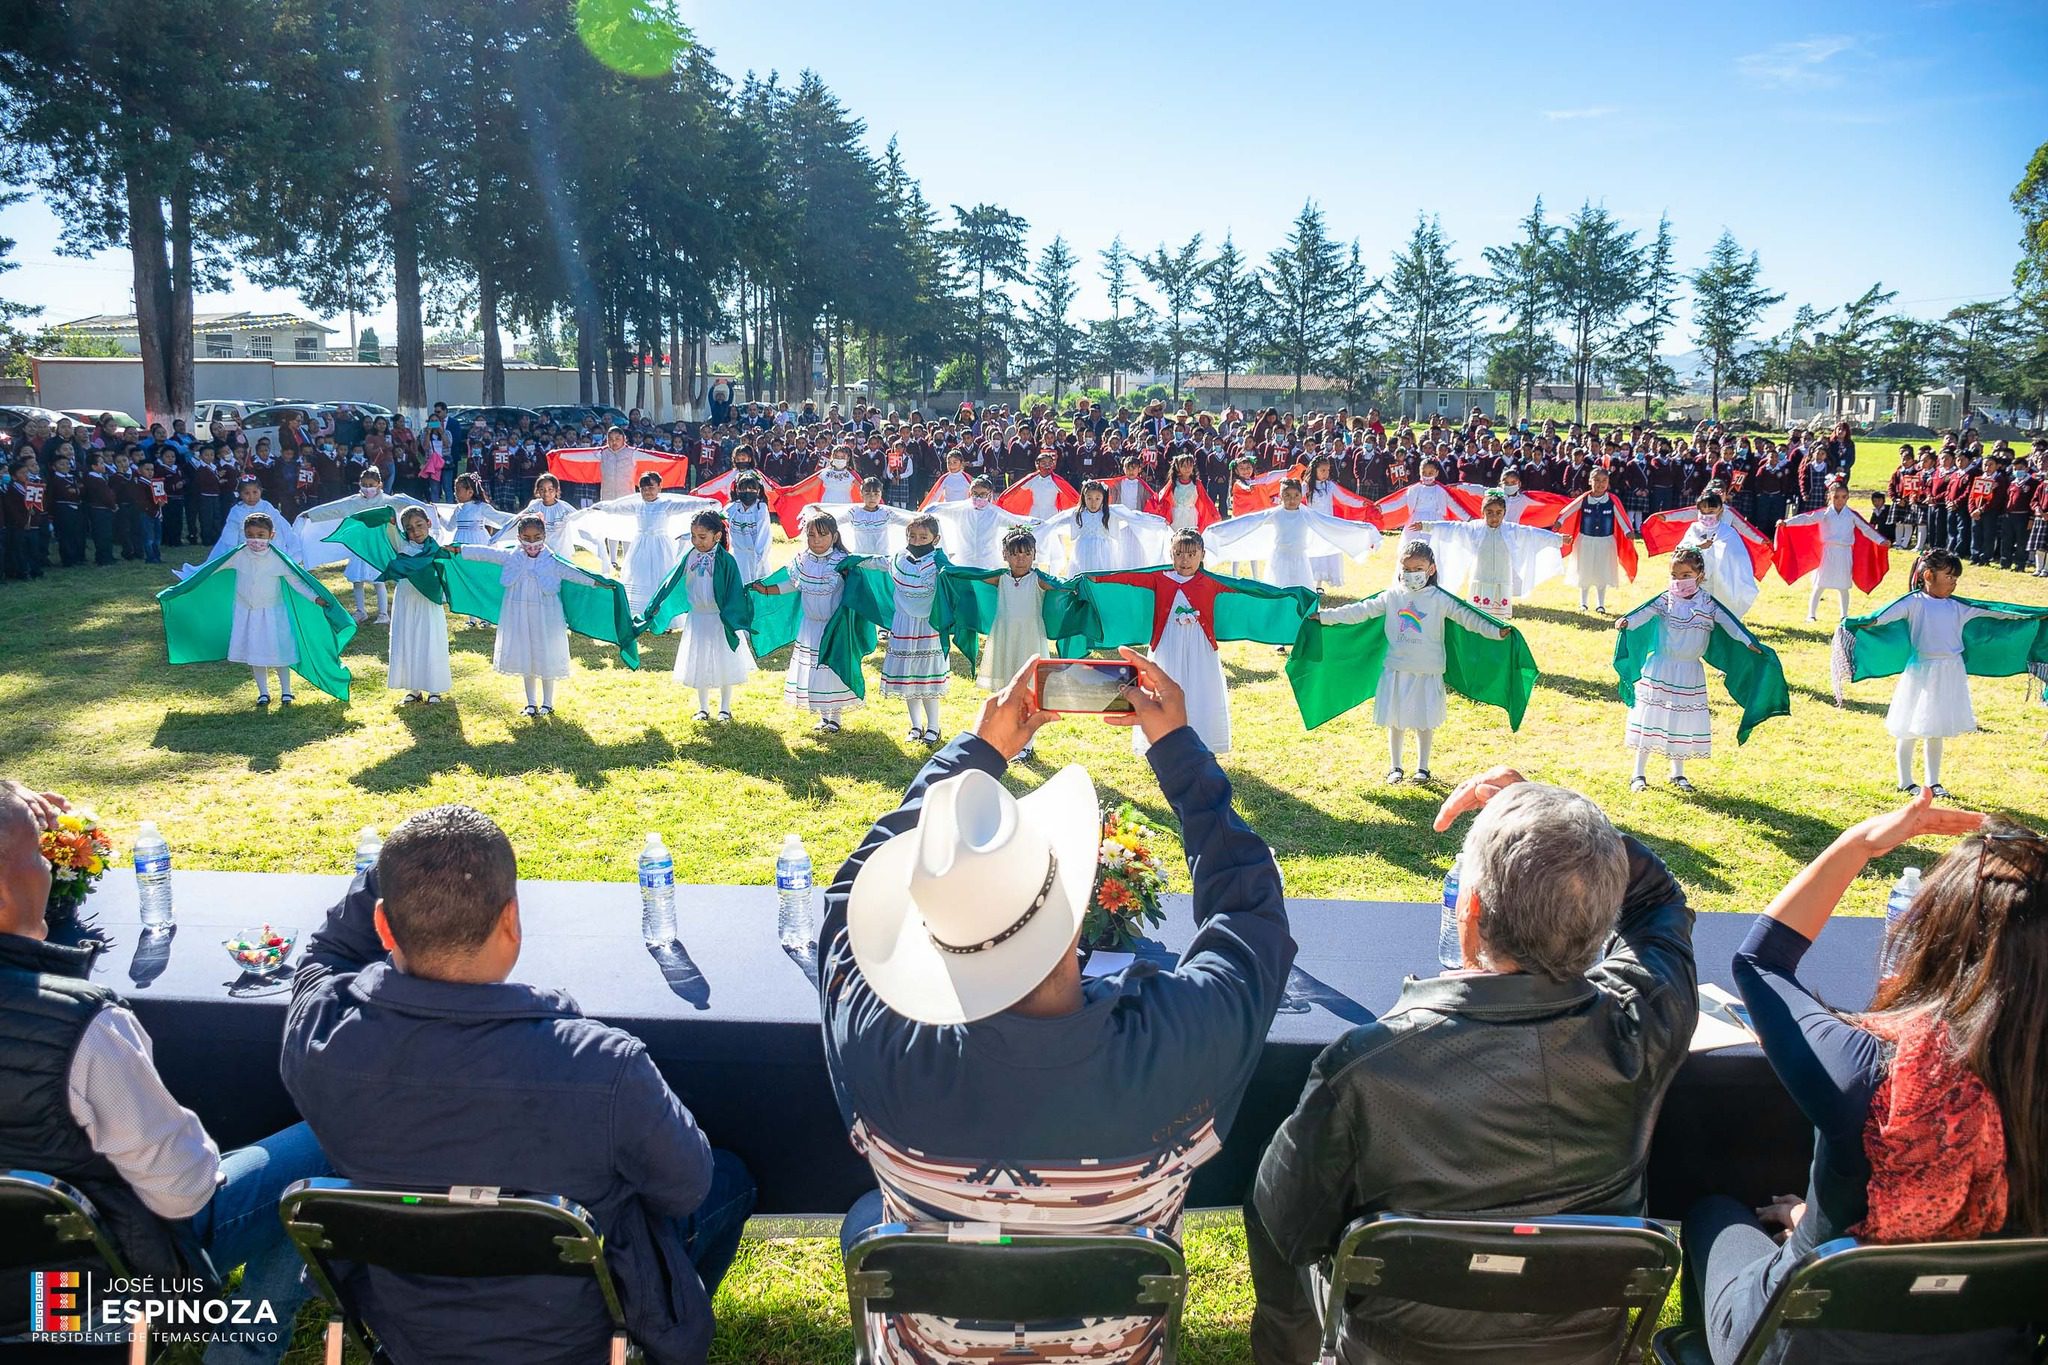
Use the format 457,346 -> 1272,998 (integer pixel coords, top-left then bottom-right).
1394,386 -> 1502,420
55,310 -> 336,362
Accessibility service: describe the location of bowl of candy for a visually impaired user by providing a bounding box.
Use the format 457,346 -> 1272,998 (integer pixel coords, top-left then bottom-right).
223,926 -> 297,975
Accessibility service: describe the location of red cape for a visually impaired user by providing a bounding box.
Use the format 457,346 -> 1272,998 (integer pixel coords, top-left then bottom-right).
997,472 -> 1080,516
1773,511 -> 1891,593
1374,482 -> 1483,530
1558,492 -> 1640,581
688,467 -> 780,506
545,446 -> 692,490
1144,478 -> 1220,530
772,471 -> 866,538
1642,507 -> 1774,580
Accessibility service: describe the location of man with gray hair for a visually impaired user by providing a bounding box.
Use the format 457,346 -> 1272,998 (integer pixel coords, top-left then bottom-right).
1245,766 -> 1697,1365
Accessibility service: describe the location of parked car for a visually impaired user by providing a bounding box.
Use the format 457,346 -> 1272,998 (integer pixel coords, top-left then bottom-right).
446,405 -> 547,431
62,409 -> 142,434
193,399 -> 265,432
0,404 -> 71,459
533,403 -> 630,430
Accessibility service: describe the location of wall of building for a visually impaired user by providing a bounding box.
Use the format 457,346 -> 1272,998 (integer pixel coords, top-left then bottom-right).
29,357 -> 590,419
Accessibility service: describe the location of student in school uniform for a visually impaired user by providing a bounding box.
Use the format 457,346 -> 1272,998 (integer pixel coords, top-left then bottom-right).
2,457 -> 47,580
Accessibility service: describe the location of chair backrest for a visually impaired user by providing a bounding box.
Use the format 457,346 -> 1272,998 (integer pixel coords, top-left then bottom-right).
0,1170 -> 129,1276
843,1222 -> 1188,1365
278,1177 -> 631,1359
1323,1212 -> 1681,1365
1727,1235 -> 2048,1365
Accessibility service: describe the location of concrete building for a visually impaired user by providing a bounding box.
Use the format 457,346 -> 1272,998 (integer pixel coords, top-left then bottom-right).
54,310 -> 337,362
1180,372 -> 1350,412
1395,386 -> 1503,420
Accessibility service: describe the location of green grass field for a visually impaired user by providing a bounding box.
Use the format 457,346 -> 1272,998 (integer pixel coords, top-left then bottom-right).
9,442 -> 2045,1363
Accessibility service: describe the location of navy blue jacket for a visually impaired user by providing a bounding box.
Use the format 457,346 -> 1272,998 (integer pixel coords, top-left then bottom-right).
283,873 -> 718,1365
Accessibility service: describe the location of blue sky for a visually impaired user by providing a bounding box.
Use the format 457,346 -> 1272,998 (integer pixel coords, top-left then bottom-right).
3,0 -> 2043,346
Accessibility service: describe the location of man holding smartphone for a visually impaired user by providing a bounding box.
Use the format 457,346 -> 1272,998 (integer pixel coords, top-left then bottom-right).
819,650 -> 1298,1364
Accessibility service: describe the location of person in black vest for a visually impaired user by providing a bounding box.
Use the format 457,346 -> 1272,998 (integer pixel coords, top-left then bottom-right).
0,779 -> 325,1362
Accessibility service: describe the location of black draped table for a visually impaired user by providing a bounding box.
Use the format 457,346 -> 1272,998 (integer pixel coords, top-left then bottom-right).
70,870 -> 1881,1220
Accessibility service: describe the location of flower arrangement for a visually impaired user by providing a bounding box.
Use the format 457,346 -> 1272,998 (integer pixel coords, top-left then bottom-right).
42,809 -> 114,926
1084,803 -> 1170,951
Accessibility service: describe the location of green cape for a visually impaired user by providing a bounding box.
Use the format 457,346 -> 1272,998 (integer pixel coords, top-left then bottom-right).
935,564 -> 1097,671
444,547 -> 643,670
1614,591 -> 1789,745
157,547 -> 358,701
325,506 -> 454,604
1836,592 -> 2048,687
635,545 -> 754,650
1285,586 -> 1538,731
736,554 -> 875,698
1076,567 -> 1317,657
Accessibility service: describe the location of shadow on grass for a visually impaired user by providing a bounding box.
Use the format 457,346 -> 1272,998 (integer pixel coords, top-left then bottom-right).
1511,602 -> 1614,630
152,700 -> 363,775
348,708 -> 681,793
1788,681 -> 1885,716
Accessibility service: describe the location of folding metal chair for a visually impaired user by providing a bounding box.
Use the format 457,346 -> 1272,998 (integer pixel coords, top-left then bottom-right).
843,1220 -> 1188,1365
279,1177 -> 641,1364
1318,1211 -> 1682,1365
0,1169 -> 145,1362
1653,1234 -> 2048,1365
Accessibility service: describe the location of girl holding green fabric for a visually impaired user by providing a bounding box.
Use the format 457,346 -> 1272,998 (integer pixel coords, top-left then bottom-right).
224,513 -> 325,707
671,510 -> 756,723
384,506 -> 452,705
1616,547 -> 1761,794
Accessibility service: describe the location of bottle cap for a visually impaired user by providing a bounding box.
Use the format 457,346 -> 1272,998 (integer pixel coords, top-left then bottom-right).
644,831 -> 664,848
781,833 -> 805,855
1903,866 -> 1921,880
358,826 -> 378,841
138,820 -> 159,836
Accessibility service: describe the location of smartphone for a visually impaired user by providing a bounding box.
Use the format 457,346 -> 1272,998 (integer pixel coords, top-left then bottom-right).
1031,658 -> 1138,714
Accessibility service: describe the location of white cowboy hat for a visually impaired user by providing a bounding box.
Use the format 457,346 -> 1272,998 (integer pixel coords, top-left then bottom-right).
847,765 -> 1099,1025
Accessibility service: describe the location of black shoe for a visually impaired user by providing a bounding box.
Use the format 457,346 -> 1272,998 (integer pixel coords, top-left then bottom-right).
1896,782 -> 1920,795
1928,783 -> 1952,799
279,693 -> 295,706
1669,775 -> 1694,793
521,704 -> 538,717
1413,769 -> 1433,784
1630,776 -> 1649,792
255,694 -> 271,708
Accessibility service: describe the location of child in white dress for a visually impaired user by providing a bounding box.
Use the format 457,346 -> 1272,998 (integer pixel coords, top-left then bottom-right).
1090,531 -> 1242,759
751,512 -> 861,733
930,478 -> 1033,569
876,514 -> 951,745
672,510 -> 756,723
1616,548 -> 1758,793
1037,481 -> 1169,575
226,513 -> 322,706
457,513 -> 602,717
443,472 -> 504,548
1779,480 -> 1864,623
298,467 -> 431,622
1868,549 -> 2030,797
573,472 -> 715,617
1421,490 -> 1565,620
385,506 -> 452,704
841,476 -> 915,557
723,472 -> 774,583
966,528 -> 1055,760
506,473 -> 575,554
1559,467 -> 1629,613
1316,540 -> 1508,784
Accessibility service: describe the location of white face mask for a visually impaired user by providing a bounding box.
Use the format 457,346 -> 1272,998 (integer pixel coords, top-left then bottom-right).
1400,569 -> 1429,589
244,537 -> 271,553
521,540 -> 546,557
830,457 -> 848,470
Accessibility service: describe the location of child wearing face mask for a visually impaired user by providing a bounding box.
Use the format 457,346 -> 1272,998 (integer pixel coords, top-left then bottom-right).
298,468 -> 431,622
506,473 -> 575,554
1315,541 -> 1510,784
454,513 -> 607,717
749,513 -> 863,733
1615,548 -> 1768,793
639,510 -> 756,723
381,506 -> 453,704
929,478 -> 1033,569
876,514 -> 951,744
222,514 -> 327,706
722,472 -> 775,582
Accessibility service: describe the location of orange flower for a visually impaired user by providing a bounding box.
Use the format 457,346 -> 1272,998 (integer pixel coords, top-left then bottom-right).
1097,879 -> 1132,912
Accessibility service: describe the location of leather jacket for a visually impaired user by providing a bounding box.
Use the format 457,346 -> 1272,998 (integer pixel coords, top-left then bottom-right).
1251,837 -> 1696,1364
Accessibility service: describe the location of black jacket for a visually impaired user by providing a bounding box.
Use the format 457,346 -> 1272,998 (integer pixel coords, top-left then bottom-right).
1250,837 -> 1696,1364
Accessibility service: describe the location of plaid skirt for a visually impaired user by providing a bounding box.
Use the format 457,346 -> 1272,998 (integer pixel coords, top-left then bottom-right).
2029,516 -> 2048,552
1622,490 -> 1651,526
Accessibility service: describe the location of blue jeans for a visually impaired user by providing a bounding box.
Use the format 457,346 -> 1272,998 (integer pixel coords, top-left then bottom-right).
141,511 -> 162,563
668,1149 -> 755,1297
187,1121 -> 331,1365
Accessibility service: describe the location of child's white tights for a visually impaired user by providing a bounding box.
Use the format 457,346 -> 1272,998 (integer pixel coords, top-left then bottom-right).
251,666 -> 291,698
1579,586 -> 1608,611
522,675 -> 558,709
1808,582 -> 1849,620
1633,748 -> 1686,781
1389,727 -> 1434,772
1895,736 -> 1944,788
905,696 -> 942,734
352,582 -> 390,617
696,686 -> 735,715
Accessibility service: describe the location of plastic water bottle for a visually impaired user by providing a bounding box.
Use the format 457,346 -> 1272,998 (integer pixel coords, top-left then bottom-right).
134,821 -> 174,933
1879,866 -> 1921,977
638,833 -> 676,947
1437,856 -> 1463,971
776,834 -> 815,956
352,826 -> 382,875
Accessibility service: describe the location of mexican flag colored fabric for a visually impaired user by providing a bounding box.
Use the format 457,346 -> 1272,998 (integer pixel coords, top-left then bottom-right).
635,544 -> 755,650
1614,590 -> 1790,744
934,565 -> 1095,671
442,549 -> 643,670
1076,567 -> 1316,654
1284,586 -> 1537,732
323,506 -> 456,604
1772,508 -> 1892,593
546,446 -> 693,490
1832,593 -> 2048,703
157,547 -> 358,701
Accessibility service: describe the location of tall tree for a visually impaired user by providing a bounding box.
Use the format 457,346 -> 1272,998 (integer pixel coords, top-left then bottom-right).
1020,236 -> 1082,402
1089,235 -> 1149,397
1330,241 -> 1384,406
1194,234 -> 1264,408
1480,199 -> 1560,422
1870,317 -> 1943,424
1610,214 -> 1680,419
2013,138 -> 2048,295
1810,283 -> 1899,416
1261,202 -> 1348,413
1689,231 -> 1784,420
1378,214 -> 1473,414
1136,234 -> 1205,400
1937,299 -> 2017,424
1547,202 -> 1643,425
945,203 -> 1028,394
